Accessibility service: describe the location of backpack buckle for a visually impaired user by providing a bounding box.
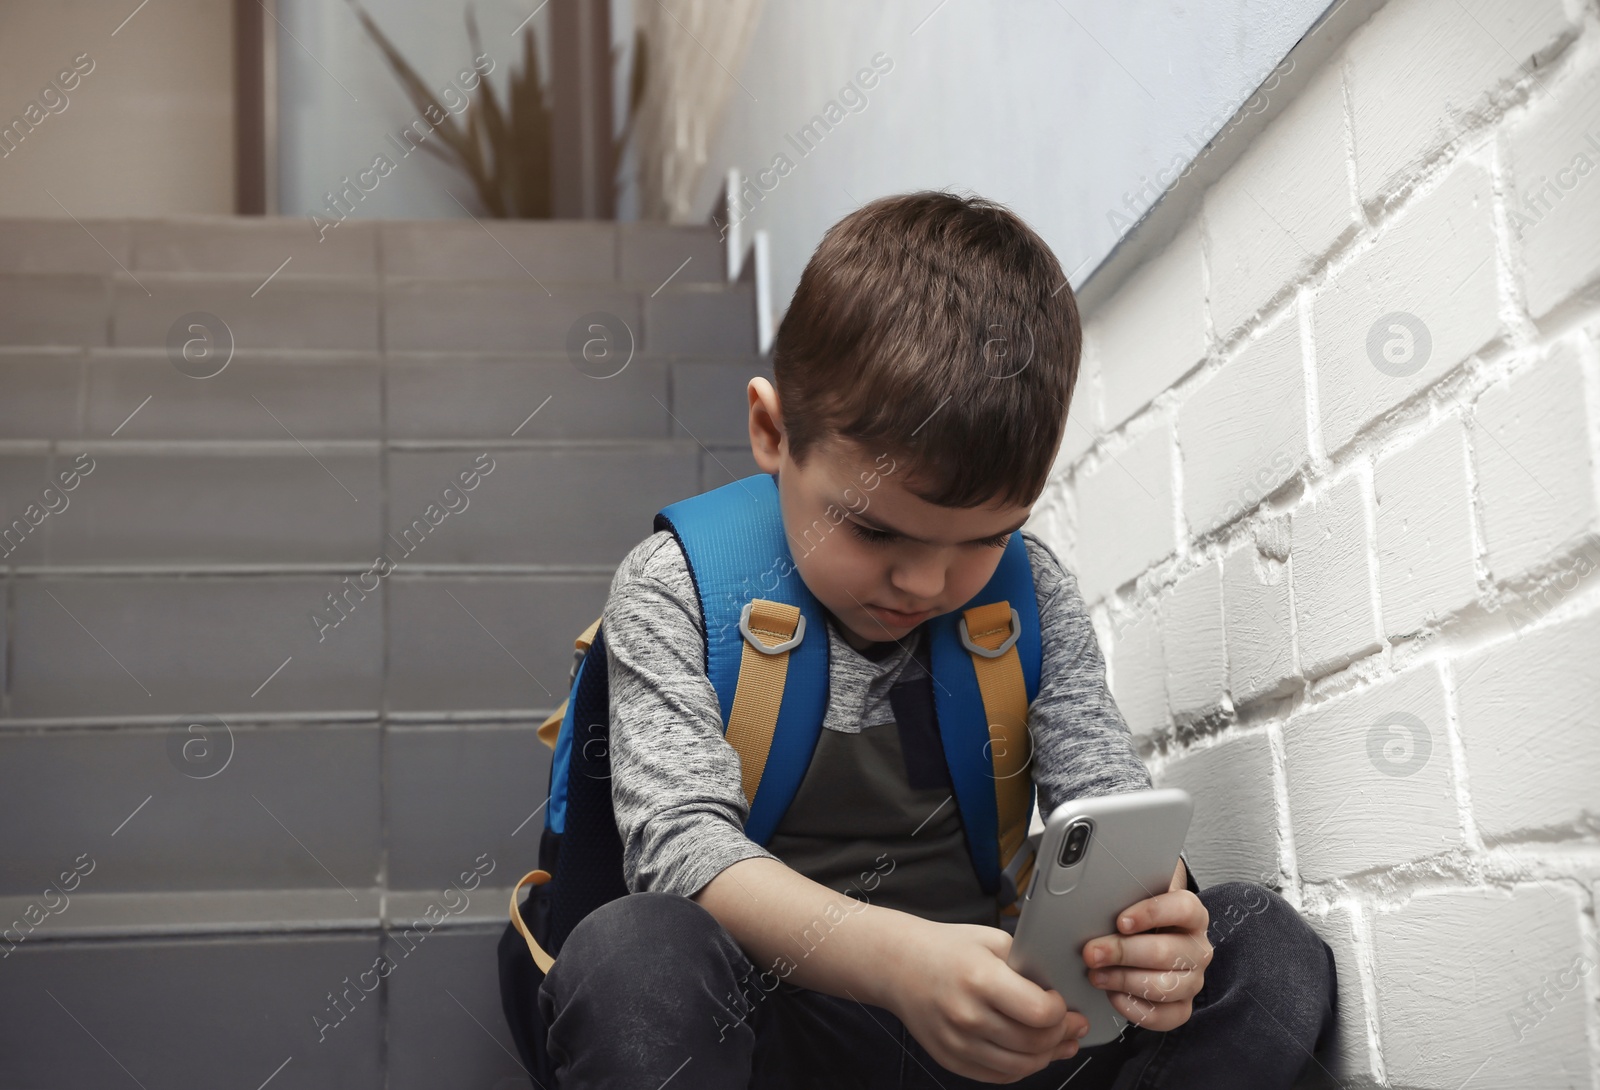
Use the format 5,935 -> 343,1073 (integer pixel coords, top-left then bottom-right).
959,606 -> 1021,659
739,600 -> 806,655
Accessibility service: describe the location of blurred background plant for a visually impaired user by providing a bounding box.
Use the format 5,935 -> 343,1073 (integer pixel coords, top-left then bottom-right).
346,0 -> 647,218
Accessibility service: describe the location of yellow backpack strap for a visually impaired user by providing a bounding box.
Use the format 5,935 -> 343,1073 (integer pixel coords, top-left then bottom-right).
509,869 -> 556,973
537,615 -> 605,750
960,600 -> 1035,910
724,599 -> 803,808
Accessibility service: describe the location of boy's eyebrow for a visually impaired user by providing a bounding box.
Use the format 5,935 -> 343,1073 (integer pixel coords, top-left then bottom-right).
845,507 -> 1028,546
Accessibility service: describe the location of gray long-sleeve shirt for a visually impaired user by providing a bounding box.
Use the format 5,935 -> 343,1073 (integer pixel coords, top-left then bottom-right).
602,527 -> 1152,908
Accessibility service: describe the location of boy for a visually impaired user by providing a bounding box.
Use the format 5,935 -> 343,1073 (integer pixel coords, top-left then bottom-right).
537,192 -> 1337,1087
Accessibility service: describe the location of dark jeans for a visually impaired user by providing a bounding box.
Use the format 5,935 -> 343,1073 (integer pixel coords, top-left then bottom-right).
538,882 -> 1338,1089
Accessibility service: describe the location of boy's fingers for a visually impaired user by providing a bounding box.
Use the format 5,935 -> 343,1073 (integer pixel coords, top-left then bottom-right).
1108,990 -> 1192,1033
1085,932 -> 1209,973
987,973 -> 1070,1030
1081,932 -> 1126,970
1115,890 -> 1208,935
1087,966 -> 1203,1003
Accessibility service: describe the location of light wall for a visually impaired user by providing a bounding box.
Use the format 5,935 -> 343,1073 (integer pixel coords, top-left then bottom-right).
0,0 -> 234,217
1049,0 -> 1600,1084
661,0 -> 1332,318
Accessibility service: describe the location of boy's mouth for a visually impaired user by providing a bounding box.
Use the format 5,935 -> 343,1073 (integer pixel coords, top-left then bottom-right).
868,603 -> 934,627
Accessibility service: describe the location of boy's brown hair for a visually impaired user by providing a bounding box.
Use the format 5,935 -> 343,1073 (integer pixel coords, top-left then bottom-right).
771,190 -> 1082,510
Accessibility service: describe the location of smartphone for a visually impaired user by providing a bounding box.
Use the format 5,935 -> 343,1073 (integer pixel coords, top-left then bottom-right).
1005,787 -> 1194,1046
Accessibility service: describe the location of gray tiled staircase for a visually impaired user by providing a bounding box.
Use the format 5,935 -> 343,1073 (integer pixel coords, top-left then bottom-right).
0,216 -> 769,1089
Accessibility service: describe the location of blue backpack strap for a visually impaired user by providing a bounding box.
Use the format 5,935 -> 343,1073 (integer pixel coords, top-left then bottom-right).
653,473 -> 830,846
927,533 -> 1042,896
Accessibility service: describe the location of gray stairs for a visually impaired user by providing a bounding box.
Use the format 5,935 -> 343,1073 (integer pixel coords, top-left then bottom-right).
0,216 -> 770,1089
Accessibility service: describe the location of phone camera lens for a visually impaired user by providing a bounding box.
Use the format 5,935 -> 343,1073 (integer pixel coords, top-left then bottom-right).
1059,820 -> 1092,867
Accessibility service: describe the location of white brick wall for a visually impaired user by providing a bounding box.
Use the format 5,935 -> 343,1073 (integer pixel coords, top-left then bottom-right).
1222,535 -> 1296,702
1073,422 -> 1177,601
1047,1 -> 1600,1082
1374,416 -> 1479,637
1205,61 -> 1358,339
1371,885 -> 1593,1087
1159,558 -> 1228,722
1472,339 -> 1600,582
1505,57 -> 1600,319
1086,223 -> 1208,430
1176,309 -> 1309,537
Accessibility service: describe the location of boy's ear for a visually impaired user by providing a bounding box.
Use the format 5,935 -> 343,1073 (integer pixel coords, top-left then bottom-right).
748,377 -> 784,473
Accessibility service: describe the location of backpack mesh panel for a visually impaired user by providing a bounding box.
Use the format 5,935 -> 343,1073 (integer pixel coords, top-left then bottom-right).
544,626 -> 630,956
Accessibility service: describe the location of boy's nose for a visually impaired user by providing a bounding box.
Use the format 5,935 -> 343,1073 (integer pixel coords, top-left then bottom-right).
889,565 -> 945,603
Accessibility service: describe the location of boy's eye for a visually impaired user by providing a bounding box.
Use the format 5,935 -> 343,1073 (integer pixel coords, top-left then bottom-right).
846,521 -> 1011,549
847,521 -> 897,546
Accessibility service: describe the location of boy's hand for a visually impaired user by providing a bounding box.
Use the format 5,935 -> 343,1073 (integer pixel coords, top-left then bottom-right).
1080,861 -> 1211,1033
883,916 -> 1089,1084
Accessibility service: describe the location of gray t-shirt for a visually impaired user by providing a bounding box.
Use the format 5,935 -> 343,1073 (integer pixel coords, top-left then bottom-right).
602,527 -> 1151,918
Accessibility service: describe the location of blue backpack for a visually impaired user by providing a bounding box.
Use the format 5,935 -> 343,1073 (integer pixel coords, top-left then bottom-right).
497,471 -> 1044,1083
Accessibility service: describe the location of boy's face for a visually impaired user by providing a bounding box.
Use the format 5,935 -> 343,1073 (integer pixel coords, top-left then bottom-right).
747,378 -> 1034,653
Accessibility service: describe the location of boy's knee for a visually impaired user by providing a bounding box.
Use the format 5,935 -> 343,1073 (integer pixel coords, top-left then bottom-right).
1199,881 -> 1335,1009
552,891 -> 739,987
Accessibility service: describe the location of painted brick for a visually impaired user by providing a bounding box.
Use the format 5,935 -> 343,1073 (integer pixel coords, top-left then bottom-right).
671,357 -> 771,445
0,274 -> 108,346
1159,559 -> 1227,723
1304,905 -> 1377,1080
387,446 -> 700,566
0,723 -> 380,894
112,275 -> 380,351
617,224 -> 726,285
1072,424 -> 1177,602
1222,543 -> 1295,705
1177,311 -> 1308,535
1472,344 -> 1599,582
645,282 -> 758,355
700,443 -> 763,492
1090,223 -> 1207,429
383,281 -> 638,354
0,220 -> 131,274
384,929 -> 529,1090
1374,416 -> 1479,636
84,350 -> 382,440
1108,607 -> 1167,741
1456,608 -> 1600,841
130,219 -> 377,276
385,725 -> 553,889
1313,160 -> 1500,457
1506,59 -> 1600,319
387,353 -> 673,441
1371,885 -> 1594,1089
0,935 -> 384,1090
381,220 -> 616,281
1284,664 -> 1462,881
1346,0 -> 1577,206
1206,61 -> 1358,338
8,577 -> 383,719
1290,474 -> 1381,677
46,450 -> 383,565
1153,731 -> 1278,884
0,351 -> 84,438
1057,340 -> 1103,470
385,576 -> 607,713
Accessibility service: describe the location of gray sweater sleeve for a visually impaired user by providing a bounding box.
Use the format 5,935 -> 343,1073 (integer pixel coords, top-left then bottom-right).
1018,530 -> 1153,819
601,527 -> 1149,902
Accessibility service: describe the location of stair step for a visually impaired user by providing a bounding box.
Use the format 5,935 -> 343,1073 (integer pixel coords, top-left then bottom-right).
0,927 -> 522,1090
0,273 -> 759,354
0,347 -> 767,442
0,216 -> 729,283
